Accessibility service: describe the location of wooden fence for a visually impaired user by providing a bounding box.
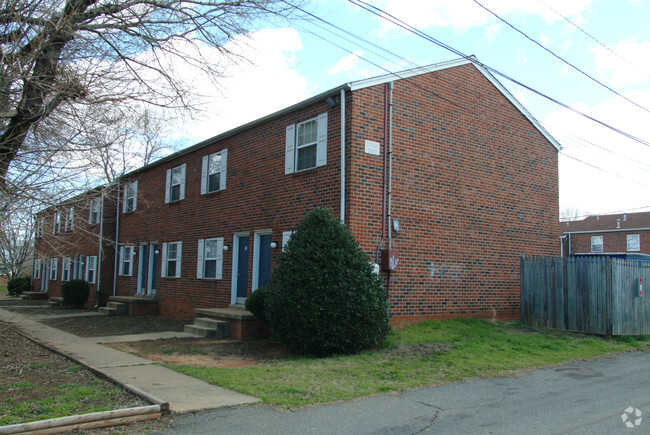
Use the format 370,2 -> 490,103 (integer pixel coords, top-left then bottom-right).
520,255 -> 649,335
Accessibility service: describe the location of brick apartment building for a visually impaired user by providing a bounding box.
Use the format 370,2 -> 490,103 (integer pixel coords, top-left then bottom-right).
33,58 -> 561,323
562,212 -> 650,258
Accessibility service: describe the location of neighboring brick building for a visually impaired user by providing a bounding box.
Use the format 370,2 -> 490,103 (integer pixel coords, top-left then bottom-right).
562,212 -> 650,258
33,186 -> 117,307
33,58 -> 561,323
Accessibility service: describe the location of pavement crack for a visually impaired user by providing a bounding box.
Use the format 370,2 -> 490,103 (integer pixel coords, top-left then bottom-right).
415,410 -> 439,433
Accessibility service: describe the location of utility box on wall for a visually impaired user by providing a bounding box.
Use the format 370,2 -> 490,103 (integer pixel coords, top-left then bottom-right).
380,249 -> 399,271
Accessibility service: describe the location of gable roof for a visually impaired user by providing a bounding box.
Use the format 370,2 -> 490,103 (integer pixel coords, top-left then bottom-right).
123,56 -> 560,178
563,211 -> 650,234
349,57 -> 561,151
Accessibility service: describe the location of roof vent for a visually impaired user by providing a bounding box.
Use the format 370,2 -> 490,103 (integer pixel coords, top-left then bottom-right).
617,219 -> 621,229
623,214 -> 627,221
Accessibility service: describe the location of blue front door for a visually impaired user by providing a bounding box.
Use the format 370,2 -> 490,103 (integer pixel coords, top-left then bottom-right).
237,236 -> 250,303
258,234 -> 272,288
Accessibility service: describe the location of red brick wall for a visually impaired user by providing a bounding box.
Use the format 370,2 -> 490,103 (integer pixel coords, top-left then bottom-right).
567,231 -> 649,255
347,63 -> 559,322
33,188 -> 117,307
116,100 -> 344,320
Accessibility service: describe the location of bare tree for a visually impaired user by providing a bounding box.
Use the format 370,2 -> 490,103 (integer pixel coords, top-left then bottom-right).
0,0 -> 301,190
560,207 -> 588,222
0,197 -> 34,279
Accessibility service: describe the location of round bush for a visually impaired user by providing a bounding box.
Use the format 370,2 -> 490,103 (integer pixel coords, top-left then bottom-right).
245,286 -> 268,322
266,208 -> 390,356
61,279 -> 90,308
7,276 -> 31,296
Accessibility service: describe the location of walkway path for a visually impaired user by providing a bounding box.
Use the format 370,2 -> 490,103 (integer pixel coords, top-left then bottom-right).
0,307 -> 259,413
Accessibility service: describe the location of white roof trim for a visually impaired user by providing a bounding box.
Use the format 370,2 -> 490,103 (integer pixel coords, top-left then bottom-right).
349,57 -> 562,151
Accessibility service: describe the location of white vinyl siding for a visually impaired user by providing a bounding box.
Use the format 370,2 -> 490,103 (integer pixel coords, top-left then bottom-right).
197,238 -> 224,279
85,256 -> 97,284
123,181 -> 138,213
89,198 -> 100,225
119,246 -> 134,276
165,164 -> 186,203
201,149 -> 228,194
591,236 -> 603,253
285,113 -> 327,174
627,234 -> 640,252
161,242 -> 182,278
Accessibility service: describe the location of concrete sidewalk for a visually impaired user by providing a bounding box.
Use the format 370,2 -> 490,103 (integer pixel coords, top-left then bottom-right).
0,307 -> 260,413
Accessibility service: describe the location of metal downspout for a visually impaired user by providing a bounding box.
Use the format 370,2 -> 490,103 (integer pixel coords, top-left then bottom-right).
340,88 -> 346,223
112,182 -> 121,297
95,188 -> 104,308
376,83 -> 391,263
387,81 -> 394,250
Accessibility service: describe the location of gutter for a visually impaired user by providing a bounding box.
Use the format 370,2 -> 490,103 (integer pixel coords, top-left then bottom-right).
340,88 -> 346,223
563,227 -> 650,235
112,182 -> 121,298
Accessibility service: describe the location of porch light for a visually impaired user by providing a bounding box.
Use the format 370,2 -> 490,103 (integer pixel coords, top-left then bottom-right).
270,242 -> 278,249
223,245 -> 229,251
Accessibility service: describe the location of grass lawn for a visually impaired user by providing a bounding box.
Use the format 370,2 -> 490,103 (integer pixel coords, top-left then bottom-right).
169,319 -> 649,408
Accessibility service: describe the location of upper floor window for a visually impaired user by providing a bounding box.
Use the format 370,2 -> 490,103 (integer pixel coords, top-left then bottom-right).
165,164 -> 186,203
65,207 -> 74,232
627,234 -> 640,252
201,150 -> 228,194
197,237 -> 223,279
123,181 -> 138,213
591,236 -> 603,253
89,198 -> 100,225
285,113 -> 328,174
162,241 -> 182,278
53,212 -> 61,234
119,246 -> 134,276
36,219 -> 44,238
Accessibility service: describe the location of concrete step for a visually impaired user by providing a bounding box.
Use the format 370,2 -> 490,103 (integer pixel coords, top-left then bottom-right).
106,301 -> 127,314
98,306 -> 126,316
228,304 -> 246,311
184,319 -> 229,339
46,297 -> 63,307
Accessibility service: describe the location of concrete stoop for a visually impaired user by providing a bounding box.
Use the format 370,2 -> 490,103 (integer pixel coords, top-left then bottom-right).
20,291 -> 49,300
184,317 -> 229,338
99,301 -> 127,316
47,296 -> 64,307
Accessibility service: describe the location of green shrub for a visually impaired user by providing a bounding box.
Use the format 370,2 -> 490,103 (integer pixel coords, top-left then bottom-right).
61,280 -> 90,308
266,208 -> 390,356
245,286 -> 268,322
7,276 -> 31,296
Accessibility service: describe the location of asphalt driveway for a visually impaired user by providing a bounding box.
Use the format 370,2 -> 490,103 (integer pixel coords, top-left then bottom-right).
159,350 -> 649,434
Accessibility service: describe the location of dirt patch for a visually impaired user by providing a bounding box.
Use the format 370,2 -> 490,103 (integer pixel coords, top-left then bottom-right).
107,338 -> 289,368
0,322 -> 149,426
38,315 -> 187,337
382,342 -> 451,359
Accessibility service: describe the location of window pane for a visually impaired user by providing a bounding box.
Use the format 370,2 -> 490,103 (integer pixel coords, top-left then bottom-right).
171,185 -> 181,201
205,239 -> 218,259
172,167 -> 183,185
297,120 -> 317,146
204,259 -> 217,279
167,261 -> 176,277
208,173 -> 220,192
168,243 -> 177,260
297,145 -> 317,171
209,154 -> 221,174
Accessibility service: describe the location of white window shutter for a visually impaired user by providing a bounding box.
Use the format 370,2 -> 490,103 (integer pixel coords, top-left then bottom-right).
285,124 -> 295,174
128,248 -> 134,276
165,169 -> 171,203
176,242 -> 182,278
282,231 -> 293,251
220,149 -> 227,190
161,243 -> 168,277
200,156 -> 208,195
119,247 -> 124,276
53,258 -> 58,280
69,208 -> 74,229
122,183 -> 128,212
216,238 -> 224,280
179,164 -> 186,201
317,112 -> 328,167
88,201 -> 93,223
133,181 -> 138,211
197,239 -> 204,279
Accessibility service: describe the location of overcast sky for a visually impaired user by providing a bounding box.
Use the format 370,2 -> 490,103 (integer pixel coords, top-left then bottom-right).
167,0 -> 650,219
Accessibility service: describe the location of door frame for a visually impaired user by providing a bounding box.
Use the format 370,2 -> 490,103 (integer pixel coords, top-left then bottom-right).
147,242 -> 158,296
137,242 -> 147,295
251,229 -> 272,293
231,232 -> 250,305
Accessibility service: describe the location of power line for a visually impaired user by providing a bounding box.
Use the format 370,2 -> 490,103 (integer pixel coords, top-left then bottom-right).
346,0 -> 650,148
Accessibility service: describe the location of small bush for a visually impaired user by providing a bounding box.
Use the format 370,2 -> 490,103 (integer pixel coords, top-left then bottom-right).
7,277 -> 31,297
61,280 -> 90,308
245,286 -> 268,322
266,208 -> 390,356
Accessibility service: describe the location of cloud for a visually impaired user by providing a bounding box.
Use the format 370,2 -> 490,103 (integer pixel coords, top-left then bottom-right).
166,28 -> 309,144
328,50 -> 364,75
543,88 -> 650,213
372,0 -> 593,33
591,38 -> 650,87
